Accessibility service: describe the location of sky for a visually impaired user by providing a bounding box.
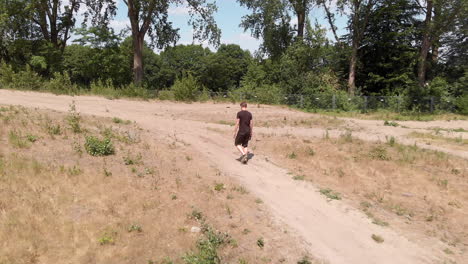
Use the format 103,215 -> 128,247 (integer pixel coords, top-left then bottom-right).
100,0 -> 349,53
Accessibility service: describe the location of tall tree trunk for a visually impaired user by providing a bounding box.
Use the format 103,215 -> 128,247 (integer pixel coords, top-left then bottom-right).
417,0 -> 433,87
133,33 -> 144,85
348,38 -> 359,95
297,12 -> 305,39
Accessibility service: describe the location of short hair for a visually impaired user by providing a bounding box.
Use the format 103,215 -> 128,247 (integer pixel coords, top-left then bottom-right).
240,102 -> 247,108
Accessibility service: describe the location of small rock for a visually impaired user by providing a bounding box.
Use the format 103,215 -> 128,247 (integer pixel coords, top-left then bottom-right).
191,226 -> 201,233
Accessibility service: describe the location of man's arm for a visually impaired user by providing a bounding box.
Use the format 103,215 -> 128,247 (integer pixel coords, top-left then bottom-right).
233,118 -> 240,139
250,119 -> 254,139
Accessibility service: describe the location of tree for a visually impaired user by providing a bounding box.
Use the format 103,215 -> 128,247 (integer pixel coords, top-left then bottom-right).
123,0 -> 221,85
238,0 -> 314,58
345,0 -> 376,95
416,0 -> 465,87
200,44 -> 252,91
358,0 -> 419,95
28,0 -> 116,52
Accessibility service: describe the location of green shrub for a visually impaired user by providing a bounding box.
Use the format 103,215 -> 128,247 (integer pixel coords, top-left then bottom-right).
118,83 -> 153,99
183,224 -> 230,264
11,65 -> 43,90
455,94 -> 468,115
158,90 -> 175,100
171,74 -> 203,102
46,72 -> 78,94
0,61 -> 15,87
84,136 -> 115,156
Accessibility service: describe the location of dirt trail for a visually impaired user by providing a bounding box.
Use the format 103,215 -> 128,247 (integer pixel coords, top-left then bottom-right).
0,90 -> 458,263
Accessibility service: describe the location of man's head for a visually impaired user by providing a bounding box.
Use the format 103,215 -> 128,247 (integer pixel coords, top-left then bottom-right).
240,102 -> 247,110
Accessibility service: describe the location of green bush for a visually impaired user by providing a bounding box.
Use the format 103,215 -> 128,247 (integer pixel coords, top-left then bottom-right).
235,83 -> 284,104
11,65 -> 43,90
118,83 -> 154,99
455,94 -> 468,115
46,72 -> 78,94
158,90 -> 175,100
0,61 -> 15,87
171,74 -> 203,102
84,136 -> 115,156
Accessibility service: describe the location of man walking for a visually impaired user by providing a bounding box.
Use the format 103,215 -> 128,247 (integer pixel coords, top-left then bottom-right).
233,102 -> 253,164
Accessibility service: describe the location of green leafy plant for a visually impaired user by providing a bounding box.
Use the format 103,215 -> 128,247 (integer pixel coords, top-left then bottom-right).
84,136 -> 115,156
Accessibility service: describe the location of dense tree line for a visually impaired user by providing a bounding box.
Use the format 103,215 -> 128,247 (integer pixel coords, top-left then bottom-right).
0,0 -> 467,112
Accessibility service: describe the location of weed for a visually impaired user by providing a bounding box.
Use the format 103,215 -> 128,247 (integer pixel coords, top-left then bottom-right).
84,136 -> 115,156
297,256 -> 312,264
186,155 -> 192,161
46,123 -> 62,136
214,183 -> 225,192
238,259 -> 248,264
438,179 -> 449,189
232,185 -> 249,194
67,101 -> 81,133
360,201 -> 372,209
67,165 -> 82,176
103,168 -> 112,177
112,117 -> 131,125
242,229 -> 250,235
255,198 -> 263,204
369,145 -> 390,160
8,130 -> 29,148
371,234 -> 384,243
323,129 -> 330,139
98,232 -> 116,245
372,218 -> 389,227
171,194 -> 177,200
443,248 -> 454,255
386,136 -> 396,147
190,209 -> 204,221
183,224 -> 230,264
123,152 -> 143,165
293,175 -> 305,181
383,120 -> 399,127
287,151 -> 297,159
26,134 -> 38,143
257,238 -> 265,249
128,224 -> 143,233
226,194 -> 234,199
306,147 -> 315,156
319,188 -> 342,200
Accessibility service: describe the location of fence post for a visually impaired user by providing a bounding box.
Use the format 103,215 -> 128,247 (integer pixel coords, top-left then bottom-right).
332,95 -> 336,110
430,96 -> 434,113
300,95 -> 304,108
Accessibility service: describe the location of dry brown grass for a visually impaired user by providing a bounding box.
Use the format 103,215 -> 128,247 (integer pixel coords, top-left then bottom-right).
0,105 -> 312,264
255,131 -> 468,261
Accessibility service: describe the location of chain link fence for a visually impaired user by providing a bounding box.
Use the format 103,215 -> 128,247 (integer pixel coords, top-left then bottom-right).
202,91 -> 457,113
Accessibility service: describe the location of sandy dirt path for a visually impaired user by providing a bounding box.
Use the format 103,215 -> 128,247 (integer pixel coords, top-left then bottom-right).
0,90 -> 458,263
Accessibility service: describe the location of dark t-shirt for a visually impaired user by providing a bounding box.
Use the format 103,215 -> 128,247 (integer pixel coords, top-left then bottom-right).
237,110 -> 252,135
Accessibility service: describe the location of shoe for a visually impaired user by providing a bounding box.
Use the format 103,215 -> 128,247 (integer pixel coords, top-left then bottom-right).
237,154 -> 245,161
241,154 -> 248,164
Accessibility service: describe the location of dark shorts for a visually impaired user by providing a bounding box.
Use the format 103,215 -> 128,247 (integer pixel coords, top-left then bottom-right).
235,133 -> 251,147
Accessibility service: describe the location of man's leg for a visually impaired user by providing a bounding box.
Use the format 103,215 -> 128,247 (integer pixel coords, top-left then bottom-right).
236,145 -> 246,155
